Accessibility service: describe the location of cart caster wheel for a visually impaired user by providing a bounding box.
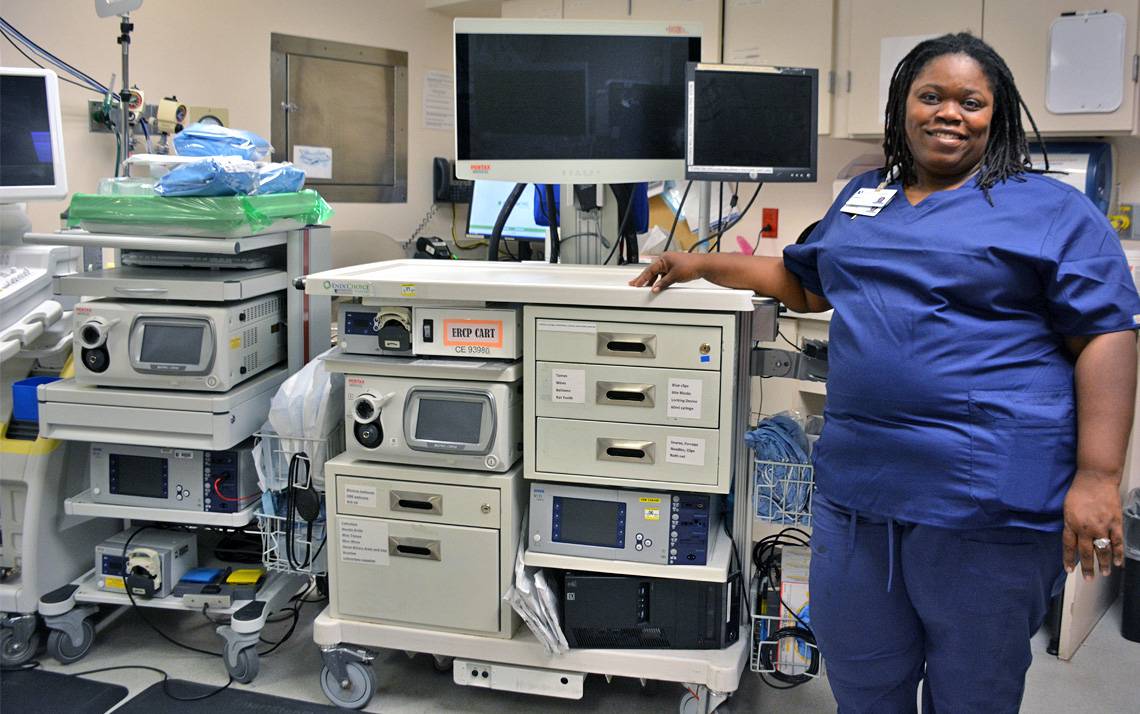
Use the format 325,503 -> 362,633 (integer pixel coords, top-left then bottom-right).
227,647 -> 260,683
680,692 -> 701,714
431,655 -> 453,673
321,660 -> 375,710
46,620 -> 94,664
0,628 -> 41,667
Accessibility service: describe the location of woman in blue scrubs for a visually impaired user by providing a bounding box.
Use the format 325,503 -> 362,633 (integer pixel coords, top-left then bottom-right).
631,33 -> 1140,713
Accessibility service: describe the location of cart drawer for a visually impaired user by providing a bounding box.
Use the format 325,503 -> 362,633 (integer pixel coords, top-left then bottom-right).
534,361 -> 720,428
336,475 -> 500,528
534,418 -> 720,487
55,267 -> 287,302
533,318 -> 722,371
333,516 -> 501,635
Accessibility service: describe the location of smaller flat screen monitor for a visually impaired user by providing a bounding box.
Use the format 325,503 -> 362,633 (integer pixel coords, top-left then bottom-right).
0,67 -> 68,200
685,63 -> 818,183
466,180 -> 548,241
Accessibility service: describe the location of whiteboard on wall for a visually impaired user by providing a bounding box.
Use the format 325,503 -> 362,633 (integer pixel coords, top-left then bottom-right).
1046,12 -> 1126,114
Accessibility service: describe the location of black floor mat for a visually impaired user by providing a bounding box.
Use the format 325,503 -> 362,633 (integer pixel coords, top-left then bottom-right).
113,679 -> 343,713
0,668 -> 129,714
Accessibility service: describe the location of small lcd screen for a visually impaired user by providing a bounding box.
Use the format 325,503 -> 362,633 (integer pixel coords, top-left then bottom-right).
415,398 -> 484,444
0,75 -> 55,187
139,324 -> 205,364
691,70 -> 815,169
554,497 -> 623,547
110,454 -> 167,498
467,181 -> 547,241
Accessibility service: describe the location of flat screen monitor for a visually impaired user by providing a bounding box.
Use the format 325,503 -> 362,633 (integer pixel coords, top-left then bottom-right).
685,63 -> 818,183
0,67 -> 68,200
466,180 -> 548,241
454,19 -> 701,183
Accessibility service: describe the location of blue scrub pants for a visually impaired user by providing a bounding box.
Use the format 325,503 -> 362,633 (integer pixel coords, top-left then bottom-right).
808,496 -> 1064,714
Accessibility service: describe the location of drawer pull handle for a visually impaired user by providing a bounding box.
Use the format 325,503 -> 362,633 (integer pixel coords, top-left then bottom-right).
389,491 -> 442,515
597,439 -> 655,464
597,382 -> 655,407
597,332 -> 657,359
389,536 -> 441,561
113,287 -> 168,295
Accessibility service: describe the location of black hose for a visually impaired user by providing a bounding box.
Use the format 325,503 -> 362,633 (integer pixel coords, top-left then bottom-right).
488,182 -> 527,262
544,183 -> 559,263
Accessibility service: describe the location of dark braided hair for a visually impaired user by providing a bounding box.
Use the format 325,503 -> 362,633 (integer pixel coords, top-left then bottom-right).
882,32 -> 1046,205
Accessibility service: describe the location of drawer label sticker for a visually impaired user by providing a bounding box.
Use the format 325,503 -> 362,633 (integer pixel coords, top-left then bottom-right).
343,485 -> 378,508
667,379 -> 703,419
644,508 -> 661,521
536,319 -> 597,334
443,319 -> 504,350
338,518 -> 390,566
666,436 -> 706,466
551,368 -> 586,403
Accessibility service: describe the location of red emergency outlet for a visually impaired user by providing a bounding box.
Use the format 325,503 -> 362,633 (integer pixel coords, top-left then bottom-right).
761,208 -> 778,238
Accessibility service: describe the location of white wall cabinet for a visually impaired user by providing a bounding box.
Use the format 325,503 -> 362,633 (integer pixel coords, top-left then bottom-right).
843,0 -> 983,136
984,1 -> 1140,136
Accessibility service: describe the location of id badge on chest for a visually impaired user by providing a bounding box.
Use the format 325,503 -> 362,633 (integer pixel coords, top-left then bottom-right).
840,188 -> 897,217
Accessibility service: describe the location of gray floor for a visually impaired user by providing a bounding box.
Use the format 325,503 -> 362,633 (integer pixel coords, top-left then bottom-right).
19,598 -> 1139,713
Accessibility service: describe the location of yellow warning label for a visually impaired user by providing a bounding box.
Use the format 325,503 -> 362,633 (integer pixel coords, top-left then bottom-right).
639,497 -> 661,503
400,284 -> 417,297
230,336 -> 242,349
104,576 -> 125,591
644,508 -> 661,521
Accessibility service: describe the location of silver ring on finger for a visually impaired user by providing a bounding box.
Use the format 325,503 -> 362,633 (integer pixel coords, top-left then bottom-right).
1093,537 -> 1111,550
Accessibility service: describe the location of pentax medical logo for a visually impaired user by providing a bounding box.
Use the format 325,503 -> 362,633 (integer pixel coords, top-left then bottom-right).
666,25 -> 687,34
469,163 -> 492,174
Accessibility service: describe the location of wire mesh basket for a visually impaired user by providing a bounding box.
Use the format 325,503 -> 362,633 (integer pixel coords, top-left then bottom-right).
257,511 -> 328,577
750,611 -> 822,678
753,458 -> 814,526
254,423 -> 344,493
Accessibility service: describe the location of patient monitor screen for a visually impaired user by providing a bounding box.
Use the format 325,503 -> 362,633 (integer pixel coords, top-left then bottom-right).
140,324 -> 206,364
456,33 -> 698,161
0,74 -> 56,187
415,398 -> 484,444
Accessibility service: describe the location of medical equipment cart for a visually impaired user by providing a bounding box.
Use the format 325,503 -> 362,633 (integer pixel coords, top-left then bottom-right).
303,260 -> 777,713
23,226 -> 331,681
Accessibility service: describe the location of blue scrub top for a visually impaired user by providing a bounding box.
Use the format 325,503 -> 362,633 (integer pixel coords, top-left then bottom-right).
784,169 -> 1140,530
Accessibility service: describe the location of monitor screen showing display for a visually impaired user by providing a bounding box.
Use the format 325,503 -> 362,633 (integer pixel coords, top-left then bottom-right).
0,68 -> 67,199
466,181 -> 548,241
415,398 -> 484,444
139,324 -> 205,364
454,19 -> 701,183
553,497 -> 624,548
686,64 -> 818,183
110,454 -> 167,498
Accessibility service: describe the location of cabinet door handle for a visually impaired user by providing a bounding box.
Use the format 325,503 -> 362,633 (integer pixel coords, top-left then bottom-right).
596,438 -> 655,464
596,381 -> 655,407
113,287 -> 168,295
389,536 -> 441,561
389,490 -> 442,515
597,332 -> 657,358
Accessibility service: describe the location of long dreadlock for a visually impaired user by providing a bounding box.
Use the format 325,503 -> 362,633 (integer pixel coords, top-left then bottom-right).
882,32 -> 1047,205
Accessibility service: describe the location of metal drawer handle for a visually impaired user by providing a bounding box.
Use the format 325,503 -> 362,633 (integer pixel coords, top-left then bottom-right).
596,381 -> 655,408
597,439 -> 655,464
597,332 -> 657,358
113,287 -> 168,295
389,536 -> 441,561
389,491 -> 441,516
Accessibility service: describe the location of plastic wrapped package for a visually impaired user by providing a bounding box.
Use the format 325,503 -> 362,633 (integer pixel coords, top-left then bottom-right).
65,189 -> 334,238
173,122 -> 272,161
155,157 -> 260,197
258,162 -> 306,195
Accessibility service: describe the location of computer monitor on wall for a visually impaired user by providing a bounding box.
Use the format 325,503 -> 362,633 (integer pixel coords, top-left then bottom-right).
684,63 -> 818,183
466,180 -> 548,241
454,18 -> 701,184
0,67 -> 68,201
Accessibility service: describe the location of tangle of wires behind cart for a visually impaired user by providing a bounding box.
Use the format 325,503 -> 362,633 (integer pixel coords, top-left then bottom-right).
751,528 -> 821,689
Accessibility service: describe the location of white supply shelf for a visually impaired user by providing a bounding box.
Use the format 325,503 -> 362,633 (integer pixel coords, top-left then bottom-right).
304,259 -> 762,313
64,488 -> 258,528
522,527 -> 733,583
312,607 -> 750,693
321,349 -> 523,382
55,266 -> 288,302
24,230 -> 288,254
67,567 -> 298,615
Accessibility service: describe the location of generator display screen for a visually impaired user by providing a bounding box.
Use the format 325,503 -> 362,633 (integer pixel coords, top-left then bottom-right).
109,453 -> 167,498
415,398 -> 483,444
139,323 -> 205,364
553,497 -> 625,548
